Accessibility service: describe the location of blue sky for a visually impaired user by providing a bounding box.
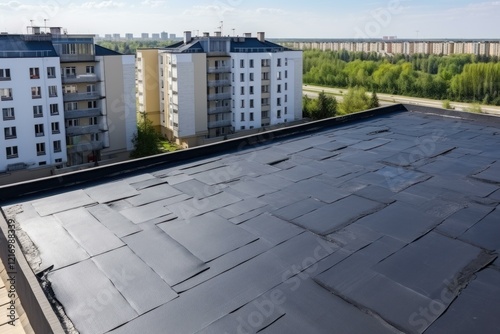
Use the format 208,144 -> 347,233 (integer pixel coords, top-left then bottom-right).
0,0 -> 498,38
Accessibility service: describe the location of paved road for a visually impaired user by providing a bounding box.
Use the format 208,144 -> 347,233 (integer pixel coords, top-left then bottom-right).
303,85 -> 500,116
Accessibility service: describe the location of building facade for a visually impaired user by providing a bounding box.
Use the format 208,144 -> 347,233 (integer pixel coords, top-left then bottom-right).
138,31 -> 303,147
0,27 -> 135,174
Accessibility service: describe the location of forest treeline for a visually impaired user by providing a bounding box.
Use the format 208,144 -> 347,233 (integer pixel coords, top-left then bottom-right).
97,40 -> 176,55
303,50 -> 500,105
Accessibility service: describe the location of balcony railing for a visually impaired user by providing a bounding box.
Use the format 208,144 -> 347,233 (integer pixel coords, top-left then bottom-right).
208,106 -> 231,114
67,140 -> 105,154
207,79 -> 231,87
63,92 -> 102,102
207,92 -> 231,101
208,119 -> 231,128
62,74 -> 99,84
66,125 -> 103,136
64,108 -> 102,119
60,54 -> 96,62
207,66 -> 231,73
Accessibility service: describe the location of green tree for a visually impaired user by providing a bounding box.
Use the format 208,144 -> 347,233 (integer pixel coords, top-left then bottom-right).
369,91 -> 380,108
130,117 -> 161,158
311,91 -> 337,120
339,87 -> 371,115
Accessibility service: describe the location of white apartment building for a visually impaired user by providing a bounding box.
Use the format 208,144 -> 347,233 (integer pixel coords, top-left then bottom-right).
0,28 -> 136,174
140,31 -> 302,147
0,35 -> 66,172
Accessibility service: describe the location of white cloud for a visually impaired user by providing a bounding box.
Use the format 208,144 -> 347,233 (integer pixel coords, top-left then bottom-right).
256,8 -> 286,16
80,1 -> 125,9
140,0 -> 165,8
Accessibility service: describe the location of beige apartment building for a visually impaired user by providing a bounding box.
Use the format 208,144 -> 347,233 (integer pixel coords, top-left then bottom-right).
138,31 -> 303,148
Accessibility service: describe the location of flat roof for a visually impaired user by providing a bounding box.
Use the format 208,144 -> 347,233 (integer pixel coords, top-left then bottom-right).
1,106 -> 499,333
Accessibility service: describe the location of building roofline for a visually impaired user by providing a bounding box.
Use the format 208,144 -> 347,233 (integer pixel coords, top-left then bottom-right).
2,104 -> 498,205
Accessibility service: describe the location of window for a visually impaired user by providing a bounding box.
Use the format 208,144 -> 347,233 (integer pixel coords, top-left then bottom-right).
2,108 -> 14,120
262,111 -> 269,118
261,59 -> 270,67
35,124 -> 44,137
262,72 -> 269,80
30,67 -> 40,79
86,84 -> 96,94
285,95 -> 288,102
250,112 -> 254,121
1,88 -> 13,100
277,84 -> 281,93
67,119 -> 79,127
277,58 -> 282,67
4,127 -> 16,139
65,102 -> 78,111
53,140 -> 62,153
240,113 -> 245,121
55,158 -> 62,163
285,107 -> 288,115
285,58 -> 288,66
285,82 -> 288,91
249,73 -> 254,81
240,100 -> 245,108
33,105 -> 43,118
262,85 -> 269,93
261,98 -> 269,106
0,68 -> 11,80
249,86 -> 254,95
232,73 -> 234,82
241,126 -> 245,130
64,67 -> 76,77
6,146 -> 18,159
250,99 -> 254,108
240,59 -> 244,68
50,104 -> 59,115
249,59 -> 254,68
232,59 -> 234,68
91,133 -> 99,141
36,143 -> 46,156
48,86 -> 58,97
277,110 -> 282,119
39,161 -> 46,166
86,66 -> 95,74
89,117 -> 98,125
285,70 -> 288,79
277,98 -> 281,106
88,101 -> 97,109
277,71 -> 282,80
240,73 -> 244,82
47,67 -> 56,78
51,122 -> 60,134
240,87 -> 245,95
31,86 -> 42,98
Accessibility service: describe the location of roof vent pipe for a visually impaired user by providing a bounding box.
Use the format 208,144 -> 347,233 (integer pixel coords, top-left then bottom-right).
214,31 -> 222,37
203,32 -> 210,37
244,33 -> 251,38
257,32 -> 265,42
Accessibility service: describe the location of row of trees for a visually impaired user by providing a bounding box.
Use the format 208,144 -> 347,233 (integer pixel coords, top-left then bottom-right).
303,88 -> 379,120
303,50 -> 500,105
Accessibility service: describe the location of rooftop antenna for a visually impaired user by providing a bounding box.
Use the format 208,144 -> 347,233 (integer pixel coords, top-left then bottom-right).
44,18 -> 49,33
416,30 -> 419,39
218,20 -> 223,34
232,28 -> 235,36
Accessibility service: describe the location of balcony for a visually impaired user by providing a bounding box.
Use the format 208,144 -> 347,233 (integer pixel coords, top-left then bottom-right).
60,54 -> 96,63
208,105 -> 231,114
63,92 -> 102,102
207,79 -> 231,87
62,74 -> 99,84
66,125 -> 103,136
207,66 -> 231,74
261,117 -> 270,124
207,92 -> 231,101
64,108 -> 102,119
67,140 -> 105,154
208,119 -> 231,129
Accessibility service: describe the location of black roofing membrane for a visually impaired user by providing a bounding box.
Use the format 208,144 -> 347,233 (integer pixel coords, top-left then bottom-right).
3,110 -> 500,333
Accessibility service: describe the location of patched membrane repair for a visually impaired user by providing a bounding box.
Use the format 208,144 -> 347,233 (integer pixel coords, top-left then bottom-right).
2,111 -> 500,334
